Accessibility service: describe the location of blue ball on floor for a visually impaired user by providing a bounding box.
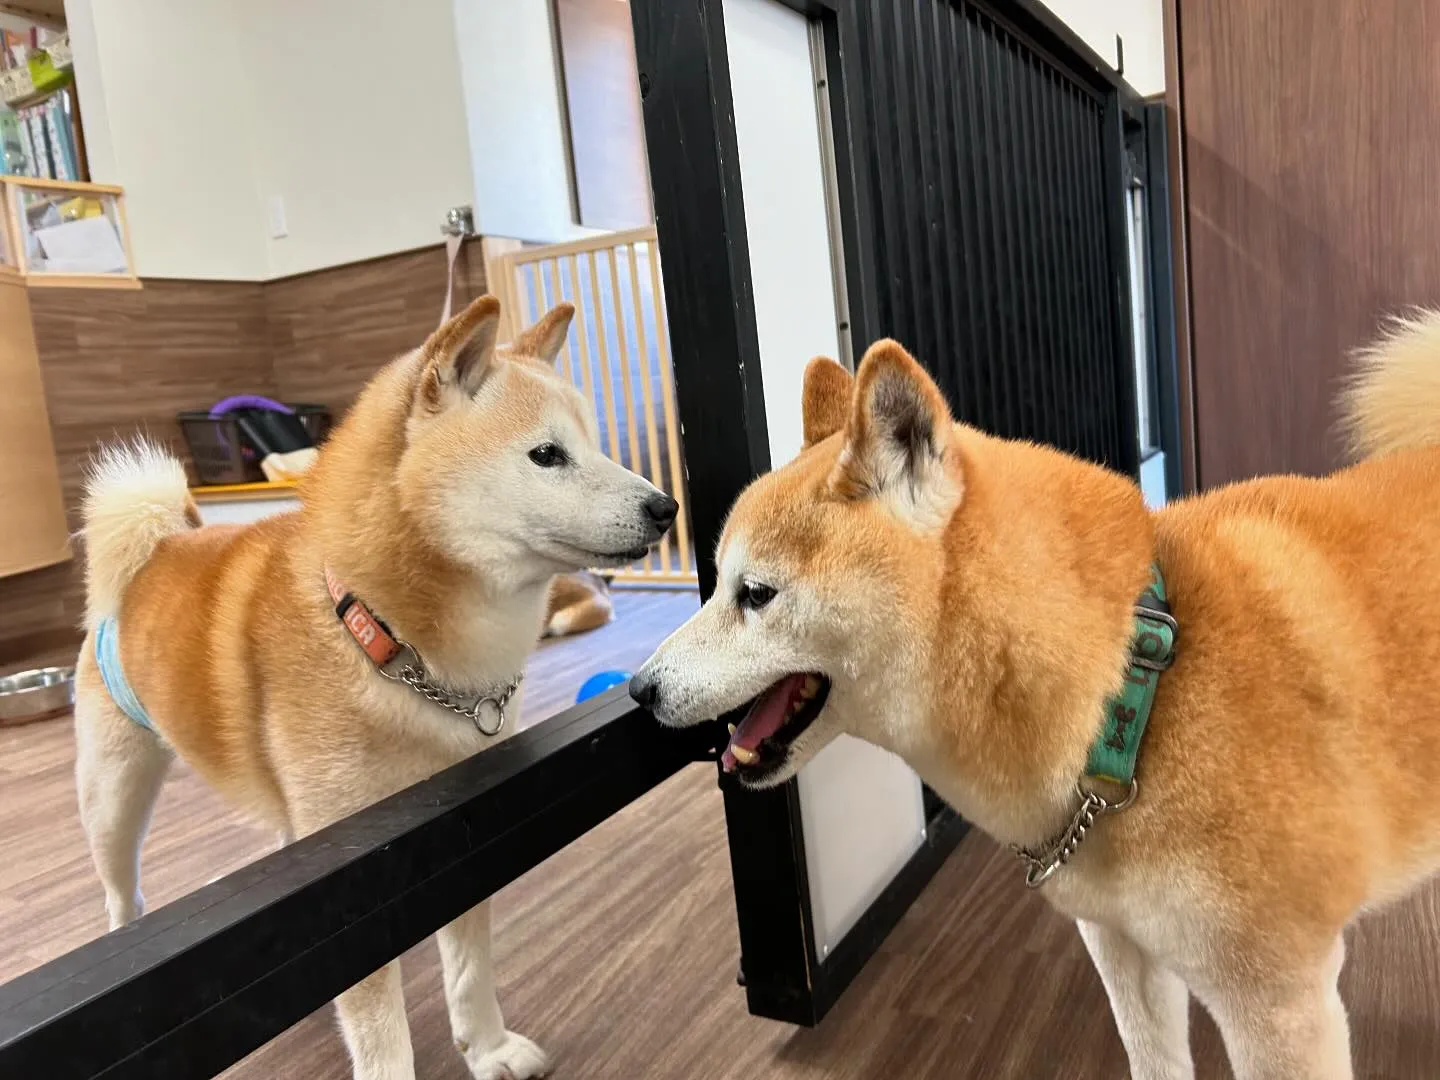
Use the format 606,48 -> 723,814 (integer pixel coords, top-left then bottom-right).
577,670 -> 631,703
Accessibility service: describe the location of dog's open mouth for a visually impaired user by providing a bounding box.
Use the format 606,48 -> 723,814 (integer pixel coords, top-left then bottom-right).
722,673 -> 831,782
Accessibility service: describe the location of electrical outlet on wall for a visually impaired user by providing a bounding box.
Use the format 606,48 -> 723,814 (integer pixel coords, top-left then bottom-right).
268,195 -> 288,239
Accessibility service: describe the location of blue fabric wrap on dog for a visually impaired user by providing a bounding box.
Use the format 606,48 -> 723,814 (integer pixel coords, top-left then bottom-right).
95,616 -> 157,734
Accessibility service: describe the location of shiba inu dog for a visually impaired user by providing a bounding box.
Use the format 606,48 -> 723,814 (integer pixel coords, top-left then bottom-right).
74,295 -> 676,1080
632,316 -> 1440,1080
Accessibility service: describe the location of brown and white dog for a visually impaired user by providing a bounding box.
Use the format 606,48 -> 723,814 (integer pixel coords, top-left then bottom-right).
632,314 -> 1440,1079
74,295 -> 675,1080
542,571 -> 615,639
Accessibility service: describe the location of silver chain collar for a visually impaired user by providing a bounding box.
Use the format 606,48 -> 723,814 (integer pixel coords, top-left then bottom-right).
378,641 -> 521,738
1011,778 -> 1138,889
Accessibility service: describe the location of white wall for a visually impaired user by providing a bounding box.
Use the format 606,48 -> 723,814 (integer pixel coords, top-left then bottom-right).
1040,0 -> 1166,97
60,1 -> 112,180
68,0 -> 269,280
726,0 -> 840,467
236,0 -> 474,279
454,0 -> 580,244
66,0 -> 478,280
725,0 -> 927,960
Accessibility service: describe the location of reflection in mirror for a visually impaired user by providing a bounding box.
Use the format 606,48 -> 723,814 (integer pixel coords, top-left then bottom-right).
0,2 -> 699,1077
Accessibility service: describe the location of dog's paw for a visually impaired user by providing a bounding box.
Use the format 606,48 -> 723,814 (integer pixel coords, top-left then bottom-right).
463,1031 -> 550,1080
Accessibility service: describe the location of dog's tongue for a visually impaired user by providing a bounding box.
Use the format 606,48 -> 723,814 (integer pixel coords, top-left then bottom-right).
722,673 -> 805,772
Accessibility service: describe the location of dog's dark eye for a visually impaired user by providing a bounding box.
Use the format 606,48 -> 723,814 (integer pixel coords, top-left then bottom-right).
738,581 -> 776,610
528,443 -> 567,468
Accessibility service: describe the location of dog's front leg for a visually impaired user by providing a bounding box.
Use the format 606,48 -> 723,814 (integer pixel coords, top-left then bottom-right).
1077,919 -> 1194,1080
437,900 -> 550,1080
1195,934 -> 1352,1080
335,961 -> 415,1080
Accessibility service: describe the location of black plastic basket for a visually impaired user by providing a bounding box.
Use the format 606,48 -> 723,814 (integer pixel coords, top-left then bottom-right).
177,404 -> 331,486
294,405 -> 333,445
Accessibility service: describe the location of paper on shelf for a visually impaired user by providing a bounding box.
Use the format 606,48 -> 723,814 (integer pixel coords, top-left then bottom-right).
33,215 -> 127,273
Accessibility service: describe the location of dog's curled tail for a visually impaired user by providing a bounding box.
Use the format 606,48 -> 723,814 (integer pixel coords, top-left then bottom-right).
81,438 -> 196,629
1341,309 -> 1440,460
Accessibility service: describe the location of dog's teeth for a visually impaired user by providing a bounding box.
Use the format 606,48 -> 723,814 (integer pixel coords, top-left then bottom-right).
730,744 -> 758,766
803,675 -> 820,696
727,722 -> 737,735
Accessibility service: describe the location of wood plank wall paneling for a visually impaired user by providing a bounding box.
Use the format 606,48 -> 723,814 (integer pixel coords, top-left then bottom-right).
267,240 -> 487,415
0,240 -> 487,664
31,280 -> 273,500
1179,0 -> 1440,487
1,280 -> 272,657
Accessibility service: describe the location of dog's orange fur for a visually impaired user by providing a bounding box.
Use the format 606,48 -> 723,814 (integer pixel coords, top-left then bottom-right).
785,353 -> 1440,952
112,297 -> 585,825
642,318 -> 1440,1078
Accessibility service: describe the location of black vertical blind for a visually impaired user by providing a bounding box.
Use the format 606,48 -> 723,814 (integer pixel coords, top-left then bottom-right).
846,0 -> 1132,471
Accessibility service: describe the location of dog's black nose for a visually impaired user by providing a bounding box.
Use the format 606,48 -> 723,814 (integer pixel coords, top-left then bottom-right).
629,672 -> 659,709
644,493 -> 679,532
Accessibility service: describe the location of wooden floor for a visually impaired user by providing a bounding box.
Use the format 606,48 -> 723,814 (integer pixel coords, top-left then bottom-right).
0,586 -> 700,983
519,586 -> 699,724
2,585 -> 1438,1077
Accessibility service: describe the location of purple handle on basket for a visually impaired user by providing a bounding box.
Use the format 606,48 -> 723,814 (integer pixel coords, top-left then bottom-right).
209,395 -> 293,418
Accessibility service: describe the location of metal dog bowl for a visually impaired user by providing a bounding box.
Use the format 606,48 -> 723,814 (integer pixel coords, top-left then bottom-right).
0,666 -> 75,725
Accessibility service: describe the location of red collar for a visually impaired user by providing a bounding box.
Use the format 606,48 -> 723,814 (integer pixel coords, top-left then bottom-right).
324,566 -> 402,668
322,566 -> 523,736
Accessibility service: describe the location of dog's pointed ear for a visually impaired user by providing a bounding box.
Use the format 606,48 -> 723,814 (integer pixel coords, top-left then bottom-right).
511,302 -> 575,367
830,339 -> 961,529
417,294 -> 502,408
802,356 -> 853,448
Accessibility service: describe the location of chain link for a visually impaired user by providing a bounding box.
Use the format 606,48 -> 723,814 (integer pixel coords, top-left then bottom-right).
388,652 -> 521,738
1011,779 -> 1137,889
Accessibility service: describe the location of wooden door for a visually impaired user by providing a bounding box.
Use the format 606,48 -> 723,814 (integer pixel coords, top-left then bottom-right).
1176,1 -> 1440,486
0,277 -> 70,580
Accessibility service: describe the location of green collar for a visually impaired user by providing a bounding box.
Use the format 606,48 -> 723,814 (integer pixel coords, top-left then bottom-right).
1085,563 -> 1176,787
1015,563 -> 1176,888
